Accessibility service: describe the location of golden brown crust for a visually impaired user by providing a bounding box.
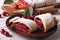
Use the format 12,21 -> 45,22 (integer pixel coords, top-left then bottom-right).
40,8 -> 57,14
34,7 -> 57,15
2,4 -> 25,16
2,4 -> 18,16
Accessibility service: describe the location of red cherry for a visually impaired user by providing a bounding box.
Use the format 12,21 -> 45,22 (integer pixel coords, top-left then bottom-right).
1,29 -> 5,34
31,16 -> 35,20
0,29 -> 11,37
22,1 -> 29,7
28,30 -> 31,33
27,16 -> 31,19
27,16 -> 35,20
22,16 -> 27,18
14,4 -> 19,9
4,31 -> 9,36
18,0 -> 29,7
19,0 -> 24,1
0,14 -> 2,18
2,12 -> 8,16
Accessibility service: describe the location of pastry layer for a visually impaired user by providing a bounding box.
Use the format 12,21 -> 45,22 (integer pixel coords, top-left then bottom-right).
9,17 -> 20,23
34,13 -> 55,32
11,18 -> 38,33
45,0 -> 56,5
24,0 -> 56,7
2,4 -> 25,16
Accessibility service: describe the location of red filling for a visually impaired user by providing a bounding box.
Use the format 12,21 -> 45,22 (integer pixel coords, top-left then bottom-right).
18,0 -> 29,7
35,18 -> 44,31
13,22 -> 30,33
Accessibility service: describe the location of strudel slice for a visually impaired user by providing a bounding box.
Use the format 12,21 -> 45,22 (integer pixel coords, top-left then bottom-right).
2,4 -> 25,16
12,18 -> 38,33
34,13 -> 55,32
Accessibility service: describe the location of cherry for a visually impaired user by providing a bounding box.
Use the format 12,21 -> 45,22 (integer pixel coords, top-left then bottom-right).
28,30 -> 31,33
31,16 -> 35,20
13,4 -> 19,9
0,14 -> 2,18
4,31 -> 9,36
19,0 -> 24,1
22,1 -> 29,7
2,12 -> 8,16
35,18 -> 44,31
22,16 -> 27,18
27,16 -> 31,19
18,0 -> 29,7
27,16 -> 35,20
0,29 -> 11,37
1,29 -> 5,34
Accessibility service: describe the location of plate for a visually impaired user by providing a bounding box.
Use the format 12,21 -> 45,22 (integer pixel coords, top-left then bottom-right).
6,14 -> 57,38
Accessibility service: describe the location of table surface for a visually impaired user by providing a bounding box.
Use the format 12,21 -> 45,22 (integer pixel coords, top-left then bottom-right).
0,0 -> 60,40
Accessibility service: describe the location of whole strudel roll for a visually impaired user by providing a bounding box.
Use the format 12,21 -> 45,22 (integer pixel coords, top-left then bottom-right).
34,13 -> 55,32
11,18 -> 38,33
45,0 -> 56,6
24,0 -> 56,7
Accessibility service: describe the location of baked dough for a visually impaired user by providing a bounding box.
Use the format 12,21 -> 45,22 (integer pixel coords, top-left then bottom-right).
45,0 -> 56,5
13,18 -> 38,33
25,0 -> 56,7
34,13 -> 55,32
35,0 -> 45,7
9,17 -> 20,23
25,0 -> 45,7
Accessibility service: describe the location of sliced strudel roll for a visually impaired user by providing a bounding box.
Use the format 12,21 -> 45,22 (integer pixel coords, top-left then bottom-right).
34,13 -> 56,32
11,18 -> 38,33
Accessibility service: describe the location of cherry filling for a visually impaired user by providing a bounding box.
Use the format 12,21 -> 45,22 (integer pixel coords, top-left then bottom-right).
35,18 -> 44,31
18,0 -> 29,7
13,22 -> 30,33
